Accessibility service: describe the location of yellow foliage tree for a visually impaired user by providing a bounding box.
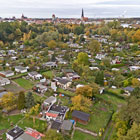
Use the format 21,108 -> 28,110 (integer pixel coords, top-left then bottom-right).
71,95 -> 92,112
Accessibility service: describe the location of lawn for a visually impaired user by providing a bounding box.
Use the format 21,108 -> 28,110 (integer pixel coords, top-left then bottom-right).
0,114 -> 24,130
14,78 -> 34,90
77,102 -> 113,133
42,71 -> 53,79
18,117 -> 47,133
72,130 -> 98,140
107,88 -> 122,95
57,88 -> 75,97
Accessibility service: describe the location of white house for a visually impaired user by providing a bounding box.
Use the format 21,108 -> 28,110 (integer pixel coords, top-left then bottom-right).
0,70 -> 14,77
28,71 -> 42,80
129,66 -> 140,71
0,76 -> 10,86
15,66 -> 28,73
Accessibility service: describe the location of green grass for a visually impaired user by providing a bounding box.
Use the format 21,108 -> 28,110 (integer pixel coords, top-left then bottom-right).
77,102 -> 113,133
95,92 -> 126,111
0,114 -> 24,130
107,88 -> 122,95
72,130 -> 98,140
57,88 -> 75,97
42,71 -> 53,79
18,117 -> 47,133
10,72 -> 28,78
14,78 -> 34,90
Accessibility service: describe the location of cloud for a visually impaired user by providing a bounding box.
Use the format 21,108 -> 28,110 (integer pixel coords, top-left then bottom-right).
0,0 -> 140,18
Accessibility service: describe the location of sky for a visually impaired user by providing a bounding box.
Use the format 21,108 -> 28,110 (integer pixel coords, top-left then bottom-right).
0,0 -> 140,18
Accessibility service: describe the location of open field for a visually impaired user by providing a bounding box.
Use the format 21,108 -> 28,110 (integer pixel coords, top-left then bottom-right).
14,78 -> 34,90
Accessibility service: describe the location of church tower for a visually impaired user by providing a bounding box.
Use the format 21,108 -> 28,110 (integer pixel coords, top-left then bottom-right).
81,9 -> 84,22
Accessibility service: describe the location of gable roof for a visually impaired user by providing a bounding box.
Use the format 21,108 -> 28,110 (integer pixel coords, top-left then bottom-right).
72,110 -> 90,122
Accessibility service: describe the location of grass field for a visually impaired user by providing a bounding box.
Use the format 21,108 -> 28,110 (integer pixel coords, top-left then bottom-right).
18,117 -> 47,133
72,130 -> 98,140
14,78 -> 34,90
77,102 -> 113,133
42,71 -> 53,79
0,114 -> 24,130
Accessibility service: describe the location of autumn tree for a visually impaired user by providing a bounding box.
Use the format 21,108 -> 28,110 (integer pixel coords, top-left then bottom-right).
17,91 -> 25,110
76,85 -> 93,97
120,123 -> 140,140
47,40 -> 57,49
88,40 -> 100,55
131,78 -> 140,87
73,52 -> 89,66
71,95 -> 92,112
0,92 -> 17,111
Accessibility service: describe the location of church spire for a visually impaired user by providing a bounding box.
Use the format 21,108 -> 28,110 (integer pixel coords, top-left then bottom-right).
81,8 -> 84,18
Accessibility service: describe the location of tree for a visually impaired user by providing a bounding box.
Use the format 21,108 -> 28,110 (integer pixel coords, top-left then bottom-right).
132,29 -> 140,43
43,129 -> 64,140
76,85 -> 93,97
131,87 -> 140,98
28,104 -> 40,124
0,92 -> 17,111
102,58 -> 111,68
17,91 -> 25,110
113,75 -> 125,88
74,52 -> 89,66
131,78 -> 140,87
47,40 -> 57,49
95,71 -> 104,86
121,96 -> 140,124
90,82 -> 100,95
25,92 -> 35,109
120,123 -> 140,140
88,40 -> 100,55
74,26 -> 84,35
71,95 -> 92,112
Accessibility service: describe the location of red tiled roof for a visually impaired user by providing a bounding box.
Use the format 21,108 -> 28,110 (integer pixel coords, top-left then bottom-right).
46,112 -> 58,118
25,128 -> 45,139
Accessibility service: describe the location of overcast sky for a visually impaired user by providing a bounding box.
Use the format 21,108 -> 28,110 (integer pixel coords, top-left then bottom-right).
0,0 -> 140,18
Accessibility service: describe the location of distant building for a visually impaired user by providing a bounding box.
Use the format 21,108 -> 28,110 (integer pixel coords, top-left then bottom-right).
81,9 -> 88,23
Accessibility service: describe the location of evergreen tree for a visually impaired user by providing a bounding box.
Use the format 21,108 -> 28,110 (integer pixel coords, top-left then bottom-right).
95,71 -> 104,86
17,91 -> 25,110
25,92 -> 35,109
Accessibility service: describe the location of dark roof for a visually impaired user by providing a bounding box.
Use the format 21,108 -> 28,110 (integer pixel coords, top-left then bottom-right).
72,110 -> 90,122
7,126 -> 24,139
51,121 -> 62,130
50,104 -> 68,114
58,78 -> 70,85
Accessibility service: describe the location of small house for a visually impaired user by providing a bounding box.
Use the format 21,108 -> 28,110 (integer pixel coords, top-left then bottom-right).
0,70 -> 14,77
72,110 -> 90,125
28,71 -> 42,80
6,126 -> 24,140
15,66 -> 28,73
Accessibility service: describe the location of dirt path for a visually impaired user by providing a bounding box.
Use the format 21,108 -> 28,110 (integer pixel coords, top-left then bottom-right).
75,127 -> 98,137
102,120 -> 112,140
